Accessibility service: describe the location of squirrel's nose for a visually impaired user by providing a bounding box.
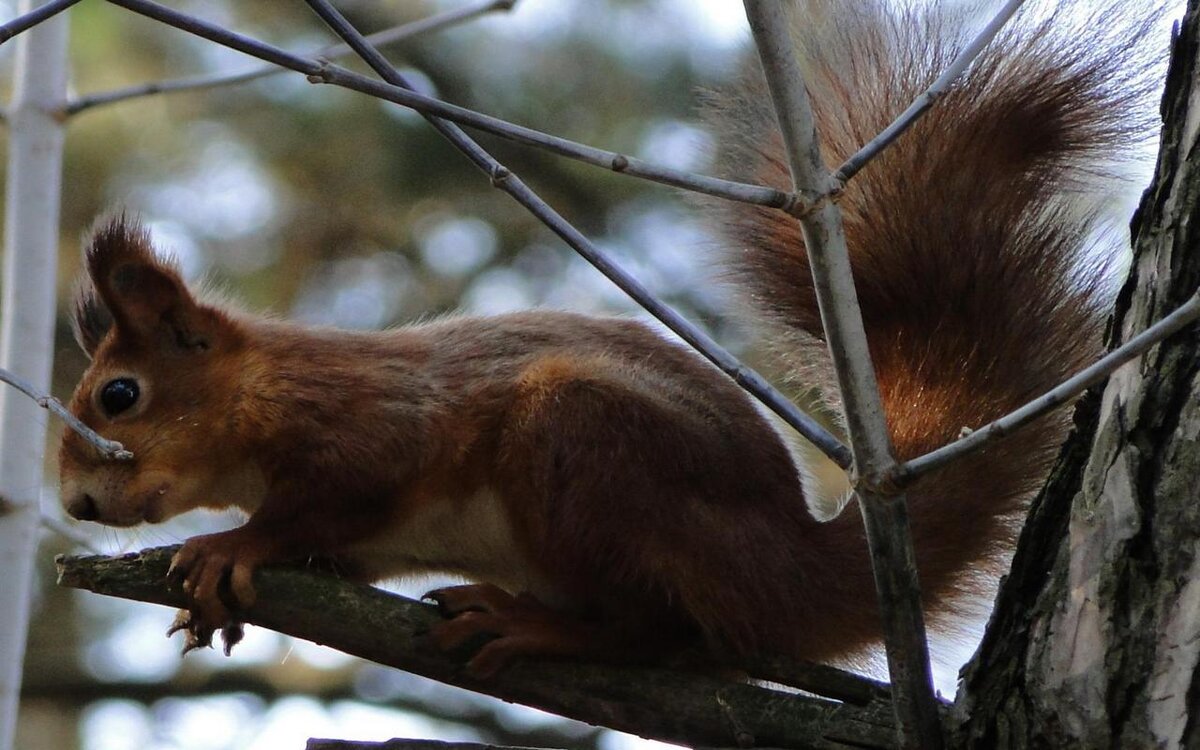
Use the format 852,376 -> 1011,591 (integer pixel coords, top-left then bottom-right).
66,493 -> 99,521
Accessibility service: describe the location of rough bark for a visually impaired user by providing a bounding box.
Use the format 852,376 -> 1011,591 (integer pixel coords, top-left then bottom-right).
953,2 -> 1200,747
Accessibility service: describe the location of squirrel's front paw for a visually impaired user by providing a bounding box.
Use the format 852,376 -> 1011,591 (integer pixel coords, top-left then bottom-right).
166,533 -> 262,655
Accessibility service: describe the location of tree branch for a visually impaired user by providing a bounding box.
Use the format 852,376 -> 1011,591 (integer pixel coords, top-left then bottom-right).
65,0 -> 518,116
0,365 -> 131,460
740,3 -> 941,749
95,0 -> 803,216
102,0 -> 851,469
0,0 -> 81,45
57,546 -> 910,750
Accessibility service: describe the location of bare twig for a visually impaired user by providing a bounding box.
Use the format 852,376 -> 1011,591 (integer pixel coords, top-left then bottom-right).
299,0 -> 852,460
323,65 -> 799,210
104,0 -> 851,468
832,0 -> 1026,186
65,0 -> 518,115
896,287 -> 1200,484
57,546 -> 905,750
95,0 -> 799,214
0,0 -> 82,45
741,3 -> 942,749
0,366 -> 132,460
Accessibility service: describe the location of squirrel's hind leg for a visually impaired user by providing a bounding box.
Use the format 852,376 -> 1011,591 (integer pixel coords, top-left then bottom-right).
424,583 -> 670,677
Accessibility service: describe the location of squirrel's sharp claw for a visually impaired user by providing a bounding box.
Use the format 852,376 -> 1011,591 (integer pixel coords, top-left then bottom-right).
221,623 -> 245,657
179,627 -> 213,655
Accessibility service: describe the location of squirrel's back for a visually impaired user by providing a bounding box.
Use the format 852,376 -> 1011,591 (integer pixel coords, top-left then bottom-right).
702,0 -> 1159,648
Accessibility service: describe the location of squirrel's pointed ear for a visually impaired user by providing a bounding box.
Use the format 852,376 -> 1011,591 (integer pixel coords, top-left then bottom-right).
85,215 -> 211,351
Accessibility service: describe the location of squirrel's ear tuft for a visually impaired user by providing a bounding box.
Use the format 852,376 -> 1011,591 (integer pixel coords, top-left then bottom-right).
71,278 -> 113,358
85,214 -> 211,351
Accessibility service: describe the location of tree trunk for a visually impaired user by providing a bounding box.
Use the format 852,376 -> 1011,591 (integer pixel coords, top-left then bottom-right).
952,2 -> 1200,747
0,3 -> 70,750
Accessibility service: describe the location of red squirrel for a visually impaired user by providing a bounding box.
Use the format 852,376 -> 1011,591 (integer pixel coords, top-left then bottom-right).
58,2 -> 1154,675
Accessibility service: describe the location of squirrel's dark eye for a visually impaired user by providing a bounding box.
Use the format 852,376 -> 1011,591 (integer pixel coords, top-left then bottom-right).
100,378 -> 140,416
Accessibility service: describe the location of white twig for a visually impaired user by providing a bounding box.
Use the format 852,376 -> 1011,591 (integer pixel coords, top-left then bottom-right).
742,2 -> 942,748
898,287 -> 1200,483
832,0 -> 1027,185
0,5 -> 71,748
0,367 -> 132,460
66,0 -> 517,115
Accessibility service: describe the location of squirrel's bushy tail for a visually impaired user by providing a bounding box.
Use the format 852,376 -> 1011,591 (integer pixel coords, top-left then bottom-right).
703,0 -> 1159,654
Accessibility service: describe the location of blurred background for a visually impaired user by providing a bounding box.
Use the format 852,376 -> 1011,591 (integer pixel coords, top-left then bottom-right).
0,0 -> 1170,748
5,0 -> 762,748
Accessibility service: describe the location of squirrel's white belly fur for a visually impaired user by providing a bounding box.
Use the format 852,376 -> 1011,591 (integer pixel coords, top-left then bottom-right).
344,486 -> 563,604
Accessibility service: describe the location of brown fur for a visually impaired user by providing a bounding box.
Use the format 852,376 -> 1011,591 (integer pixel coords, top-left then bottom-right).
61,1 -> 1157,669
699,0 -> 1157,646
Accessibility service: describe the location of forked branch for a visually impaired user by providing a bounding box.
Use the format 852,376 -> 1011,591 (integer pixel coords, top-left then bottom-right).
66,0 -> 519,115
94,0 -> 798,214
740,2 -> 941,748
